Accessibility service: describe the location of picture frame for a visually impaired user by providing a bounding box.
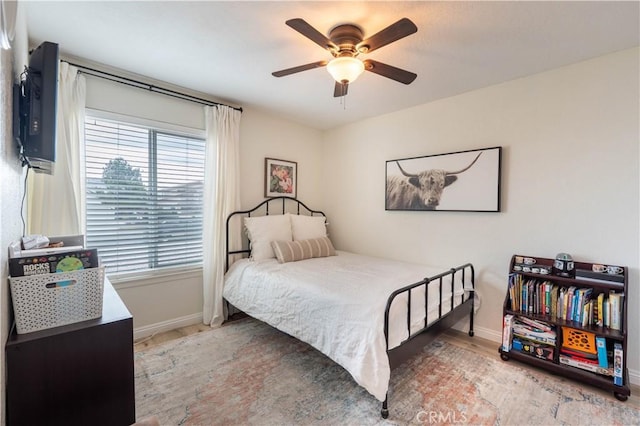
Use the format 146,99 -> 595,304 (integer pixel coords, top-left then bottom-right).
385,146 -> 502,212
265,158 -> 297,198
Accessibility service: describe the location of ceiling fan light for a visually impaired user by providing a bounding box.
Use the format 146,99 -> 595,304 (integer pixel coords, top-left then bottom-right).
327,57 -> 365,84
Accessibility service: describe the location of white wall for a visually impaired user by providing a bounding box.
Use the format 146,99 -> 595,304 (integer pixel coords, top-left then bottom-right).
0,4 -> 30,420
321,48 -> 640,379
84,76 -> 324,336
238,107 -> 324,209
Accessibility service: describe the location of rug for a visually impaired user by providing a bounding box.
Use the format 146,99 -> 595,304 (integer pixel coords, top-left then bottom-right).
134,318 -> 638,425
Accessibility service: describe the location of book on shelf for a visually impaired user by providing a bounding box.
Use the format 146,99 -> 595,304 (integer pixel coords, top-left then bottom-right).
516,316 -> 553,332
595,337 -> 608,369
512,317 -> 556,345
544,282 -> 552,315
550,285 -> 559,318
512,337 -> 555,361
609,292 -> 624,331
596,292 -> 604,327
560,346 -> 597,361
559,354 -> 613,377
502,314 -> 514,352
573,288 -> 593,323
581,300 -> 593,327
613,343 -> 624,386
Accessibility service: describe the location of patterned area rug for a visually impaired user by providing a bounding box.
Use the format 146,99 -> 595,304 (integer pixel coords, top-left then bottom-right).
134,318 -> 638,425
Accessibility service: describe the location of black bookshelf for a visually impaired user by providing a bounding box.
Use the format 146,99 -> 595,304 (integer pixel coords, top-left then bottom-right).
499,254 -> 630,401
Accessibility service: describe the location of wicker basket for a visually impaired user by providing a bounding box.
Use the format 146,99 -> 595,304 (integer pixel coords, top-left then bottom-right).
9,267 -> 105,334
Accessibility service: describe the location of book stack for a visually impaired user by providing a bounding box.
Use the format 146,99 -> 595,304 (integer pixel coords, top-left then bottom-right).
511,317 -> 556,361
559,327 -> 613,377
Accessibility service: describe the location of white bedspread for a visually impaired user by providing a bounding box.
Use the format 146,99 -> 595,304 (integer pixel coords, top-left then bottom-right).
223,251 -> 471,401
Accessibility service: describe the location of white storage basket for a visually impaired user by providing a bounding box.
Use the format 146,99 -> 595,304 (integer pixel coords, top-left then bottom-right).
9,266 -> 105,334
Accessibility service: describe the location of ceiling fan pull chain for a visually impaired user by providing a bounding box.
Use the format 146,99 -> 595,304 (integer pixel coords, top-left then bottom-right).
339,83 -> 347,109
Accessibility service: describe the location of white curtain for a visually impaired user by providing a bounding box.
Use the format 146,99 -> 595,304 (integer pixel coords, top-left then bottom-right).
28,62 -> 86,236
203,105 -> 241,327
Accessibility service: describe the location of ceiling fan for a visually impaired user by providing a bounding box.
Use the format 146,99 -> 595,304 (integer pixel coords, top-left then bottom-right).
272,18 -> 418,97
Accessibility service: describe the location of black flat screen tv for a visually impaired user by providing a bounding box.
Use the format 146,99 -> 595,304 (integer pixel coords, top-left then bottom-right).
15,41 -> 59,174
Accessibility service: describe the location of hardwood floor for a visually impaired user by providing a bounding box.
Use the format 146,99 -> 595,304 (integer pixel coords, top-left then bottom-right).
441,328 -> 640,409
134,322 -> 212,351
134,320 -> 639,408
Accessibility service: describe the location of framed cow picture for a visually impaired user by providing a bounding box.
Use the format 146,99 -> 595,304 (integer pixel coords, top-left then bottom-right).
385,146 -> 502,212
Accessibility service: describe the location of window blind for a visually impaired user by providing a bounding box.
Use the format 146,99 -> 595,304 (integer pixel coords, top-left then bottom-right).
84,117 -> 205,274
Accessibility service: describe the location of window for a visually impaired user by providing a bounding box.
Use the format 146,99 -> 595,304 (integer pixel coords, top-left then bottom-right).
84,116 -> 205,274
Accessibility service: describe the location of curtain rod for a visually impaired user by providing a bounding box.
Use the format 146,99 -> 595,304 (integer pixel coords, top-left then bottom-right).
63,61 -> 243,113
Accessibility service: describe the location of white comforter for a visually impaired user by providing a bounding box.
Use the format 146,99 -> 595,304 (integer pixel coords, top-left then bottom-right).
223,251 -> 471,401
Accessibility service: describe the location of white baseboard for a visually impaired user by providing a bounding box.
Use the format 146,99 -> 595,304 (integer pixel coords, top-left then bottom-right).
467,324 -> 502,343
133,312 -> 203,340
630,369 -> 640,387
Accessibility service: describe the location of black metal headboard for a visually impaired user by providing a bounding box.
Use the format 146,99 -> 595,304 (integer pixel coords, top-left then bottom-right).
225,196 -> 326,271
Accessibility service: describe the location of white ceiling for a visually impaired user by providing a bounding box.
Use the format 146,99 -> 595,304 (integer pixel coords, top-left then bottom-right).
25,1 -> 639,130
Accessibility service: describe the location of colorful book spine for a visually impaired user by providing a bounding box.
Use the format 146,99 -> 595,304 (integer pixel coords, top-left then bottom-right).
517,316 -> 552,332
544,282 -> 552,315
559,355 -> 613,376
610,292 -> 622,331
596,292 -> 604,327
595,336 -> 608,368
502,314 -> 514,352
512,337 -> 554,361
613,343 -> 624,386
550,285 -> 559,319
567,286 -> 577,321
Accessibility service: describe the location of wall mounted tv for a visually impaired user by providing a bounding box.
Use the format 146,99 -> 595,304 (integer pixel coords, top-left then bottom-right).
14,41 -> 59,174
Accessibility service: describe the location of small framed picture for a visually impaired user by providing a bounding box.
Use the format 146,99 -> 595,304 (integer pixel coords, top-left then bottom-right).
265,158 -> 297,198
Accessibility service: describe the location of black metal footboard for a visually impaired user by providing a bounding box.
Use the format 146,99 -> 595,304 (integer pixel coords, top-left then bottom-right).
381,263 -> 475,419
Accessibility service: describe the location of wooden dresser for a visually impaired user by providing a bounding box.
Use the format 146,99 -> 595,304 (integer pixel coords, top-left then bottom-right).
5,279 -> 135,425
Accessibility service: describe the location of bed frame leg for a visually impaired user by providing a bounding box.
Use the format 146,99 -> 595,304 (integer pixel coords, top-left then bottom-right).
381,395 -> 389,419
468,295 -> 475,337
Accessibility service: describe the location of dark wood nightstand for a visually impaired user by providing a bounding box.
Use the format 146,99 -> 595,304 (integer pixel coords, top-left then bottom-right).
5,279 -> 135,426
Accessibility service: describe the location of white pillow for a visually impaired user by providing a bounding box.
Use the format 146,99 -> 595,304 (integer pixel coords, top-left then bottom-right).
290,214 -> 327,241
244,214 -> 292,260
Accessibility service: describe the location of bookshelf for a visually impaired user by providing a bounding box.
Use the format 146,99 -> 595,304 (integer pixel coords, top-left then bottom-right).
499,254 -> 630,401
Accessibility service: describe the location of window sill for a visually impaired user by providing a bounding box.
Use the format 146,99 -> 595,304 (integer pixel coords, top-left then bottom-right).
109,264 -> 203,289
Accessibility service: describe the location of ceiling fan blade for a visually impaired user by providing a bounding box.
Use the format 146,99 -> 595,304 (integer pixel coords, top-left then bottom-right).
356,18 -> 417,53
333,81 -> 349,97
363,59 -> 417,84
286,18 -> 337,52
272,60 -> 328,77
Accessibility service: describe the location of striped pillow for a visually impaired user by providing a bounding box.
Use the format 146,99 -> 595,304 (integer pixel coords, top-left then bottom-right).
271,237 -> 336,263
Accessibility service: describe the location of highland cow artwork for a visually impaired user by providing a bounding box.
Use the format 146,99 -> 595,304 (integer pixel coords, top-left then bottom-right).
385,147 -> 501,212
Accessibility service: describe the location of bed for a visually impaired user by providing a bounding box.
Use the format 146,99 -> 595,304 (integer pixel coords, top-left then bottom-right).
223,197 -> 475,418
